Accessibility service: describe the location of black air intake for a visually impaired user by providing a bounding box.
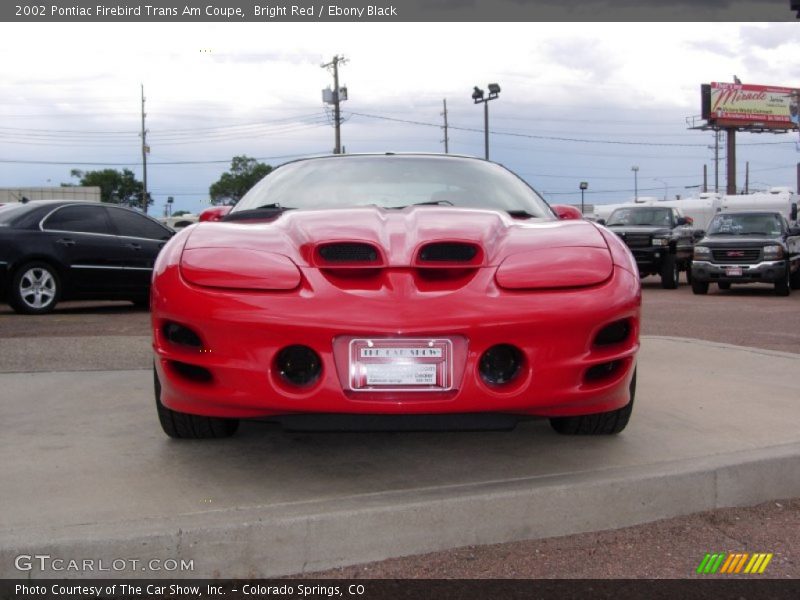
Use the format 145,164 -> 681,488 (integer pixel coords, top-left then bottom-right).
318,243 -> 379,263
419,242 -> 479,262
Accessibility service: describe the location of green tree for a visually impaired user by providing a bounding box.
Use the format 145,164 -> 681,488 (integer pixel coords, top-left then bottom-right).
68,168 -> 152,208
172,210 -> 191,217
209,156 -> 272,205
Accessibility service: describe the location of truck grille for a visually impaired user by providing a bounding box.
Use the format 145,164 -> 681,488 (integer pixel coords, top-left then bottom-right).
620,234 -> 651,248
711,248 -> 761,264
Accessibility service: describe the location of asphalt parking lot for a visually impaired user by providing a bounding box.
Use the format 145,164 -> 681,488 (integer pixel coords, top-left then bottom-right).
0,275 -> 799,579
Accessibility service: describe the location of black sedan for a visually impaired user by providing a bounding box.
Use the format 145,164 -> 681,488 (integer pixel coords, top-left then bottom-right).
0,201 -> 174,314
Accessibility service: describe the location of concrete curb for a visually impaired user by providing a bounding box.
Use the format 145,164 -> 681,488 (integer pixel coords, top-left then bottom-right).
4,442 -> 799,579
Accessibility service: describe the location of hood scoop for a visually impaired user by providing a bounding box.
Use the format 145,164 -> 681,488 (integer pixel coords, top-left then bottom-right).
314,242 -> 385,267
417,242 -> 482,265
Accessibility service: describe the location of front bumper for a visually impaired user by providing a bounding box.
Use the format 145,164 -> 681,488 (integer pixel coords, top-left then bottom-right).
627,247 -> 667,272
691,260 -> 787,283
152,264 -> 640,420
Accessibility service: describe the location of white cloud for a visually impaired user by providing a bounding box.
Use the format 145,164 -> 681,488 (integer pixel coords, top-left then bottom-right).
0,22 -> 798,213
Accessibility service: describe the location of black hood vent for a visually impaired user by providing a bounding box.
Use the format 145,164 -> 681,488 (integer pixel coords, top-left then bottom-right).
419,242 -> 479,262
318,242 -> 379,263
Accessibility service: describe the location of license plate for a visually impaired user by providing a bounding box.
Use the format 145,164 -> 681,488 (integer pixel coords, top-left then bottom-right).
725,267 -> 743,276
349,338 -> 453,391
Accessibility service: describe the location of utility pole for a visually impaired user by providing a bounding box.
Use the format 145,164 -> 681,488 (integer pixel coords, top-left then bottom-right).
713,129 -> 719,193
441,99 -> 449,153
726,128 -> 736,195
140,84 -> 149,213
321,55 -> 347,154
744,161 -> 749,194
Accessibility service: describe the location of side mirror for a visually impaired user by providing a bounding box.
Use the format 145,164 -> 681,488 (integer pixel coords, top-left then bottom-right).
676,217 -> 688,226
552,204 -> 583,220
788,226 -> 800,236
791,202 -> 798,222
597,218 -> 606,226
693,230 -> 706,241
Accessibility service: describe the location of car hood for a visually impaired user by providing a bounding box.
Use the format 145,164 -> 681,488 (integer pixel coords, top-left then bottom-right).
183,206 -> 611,268
698,236 -> 779,247
606,225 -> 672,236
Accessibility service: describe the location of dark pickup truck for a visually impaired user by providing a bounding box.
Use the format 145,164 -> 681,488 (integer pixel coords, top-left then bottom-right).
691,211 -> 800,296
601,205 -> 696,289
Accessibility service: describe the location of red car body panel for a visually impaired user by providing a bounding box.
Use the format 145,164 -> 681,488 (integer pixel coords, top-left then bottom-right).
151,206 -> 640,420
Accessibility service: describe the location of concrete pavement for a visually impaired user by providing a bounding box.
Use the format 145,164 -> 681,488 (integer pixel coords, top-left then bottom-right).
1,336 -> 799,578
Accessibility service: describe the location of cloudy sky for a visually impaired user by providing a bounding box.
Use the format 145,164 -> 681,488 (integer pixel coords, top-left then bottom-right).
0,22 -> 798,215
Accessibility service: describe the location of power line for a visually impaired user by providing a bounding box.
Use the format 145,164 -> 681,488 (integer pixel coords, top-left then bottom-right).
0,152 -> 329,167
347,110 -> 796,148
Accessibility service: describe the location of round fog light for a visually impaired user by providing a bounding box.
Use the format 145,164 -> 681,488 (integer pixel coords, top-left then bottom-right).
276,345 -> 322,386
479,344 -> 523,386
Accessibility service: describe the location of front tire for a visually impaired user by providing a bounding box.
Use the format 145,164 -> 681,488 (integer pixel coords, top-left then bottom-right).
550,368 -> 636,435
692,280 -> 709,295
154,366 -> 239,439
9,261 -> 60,314
791,265 -> 800,290
660,255 -> 679,289
775,268 -> 791,297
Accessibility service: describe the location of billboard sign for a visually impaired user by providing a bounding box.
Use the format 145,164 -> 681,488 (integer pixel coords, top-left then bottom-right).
701,82 -> 799,129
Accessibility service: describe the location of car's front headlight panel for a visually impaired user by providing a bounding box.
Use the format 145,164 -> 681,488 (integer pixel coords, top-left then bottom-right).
693,246 -> 712,260
763,245 -> 785,260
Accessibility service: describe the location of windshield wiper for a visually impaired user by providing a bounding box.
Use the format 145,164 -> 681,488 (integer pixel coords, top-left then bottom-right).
222,204 -> 296,222
387,200 -> 456,209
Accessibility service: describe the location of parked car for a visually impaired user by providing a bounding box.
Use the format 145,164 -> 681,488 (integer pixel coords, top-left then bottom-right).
198,205 -> 232,222
151,154 -> 640,439
0,201 -> 174,314
691,211 -> 800,296
601,206 -> 696,289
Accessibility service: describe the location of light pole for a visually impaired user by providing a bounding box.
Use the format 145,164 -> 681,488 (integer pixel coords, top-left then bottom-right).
472,83 -> 501,160
654,178 -> 668,201
579,181 -> 588,215
631,166 -> 639,201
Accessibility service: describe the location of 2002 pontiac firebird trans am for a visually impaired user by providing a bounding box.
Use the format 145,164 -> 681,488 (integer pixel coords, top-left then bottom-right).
151,154 -> 640,438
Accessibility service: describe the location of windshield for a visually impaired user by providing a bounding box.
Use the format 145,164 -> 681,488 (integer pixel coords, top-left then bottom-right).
606,207 -> 674,227
232,155 -> 553,218
707,213 -> 783,237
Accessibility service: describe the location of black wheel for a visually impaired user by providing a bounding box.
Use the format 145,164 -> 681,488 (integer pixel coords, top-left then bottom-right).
9,261 -> 60,314
691,280 -> 709,295
717,282 -> 731,290
154,366 -> 239,439
550,368 -> 636,435
660,254 -> 679,289
775,268 -> 791,297
791,265 -> 800,291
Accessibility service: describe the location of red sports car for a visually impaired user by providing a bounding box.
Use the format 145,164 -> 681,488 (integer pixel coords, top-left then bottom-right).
151,154 -> 640,438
